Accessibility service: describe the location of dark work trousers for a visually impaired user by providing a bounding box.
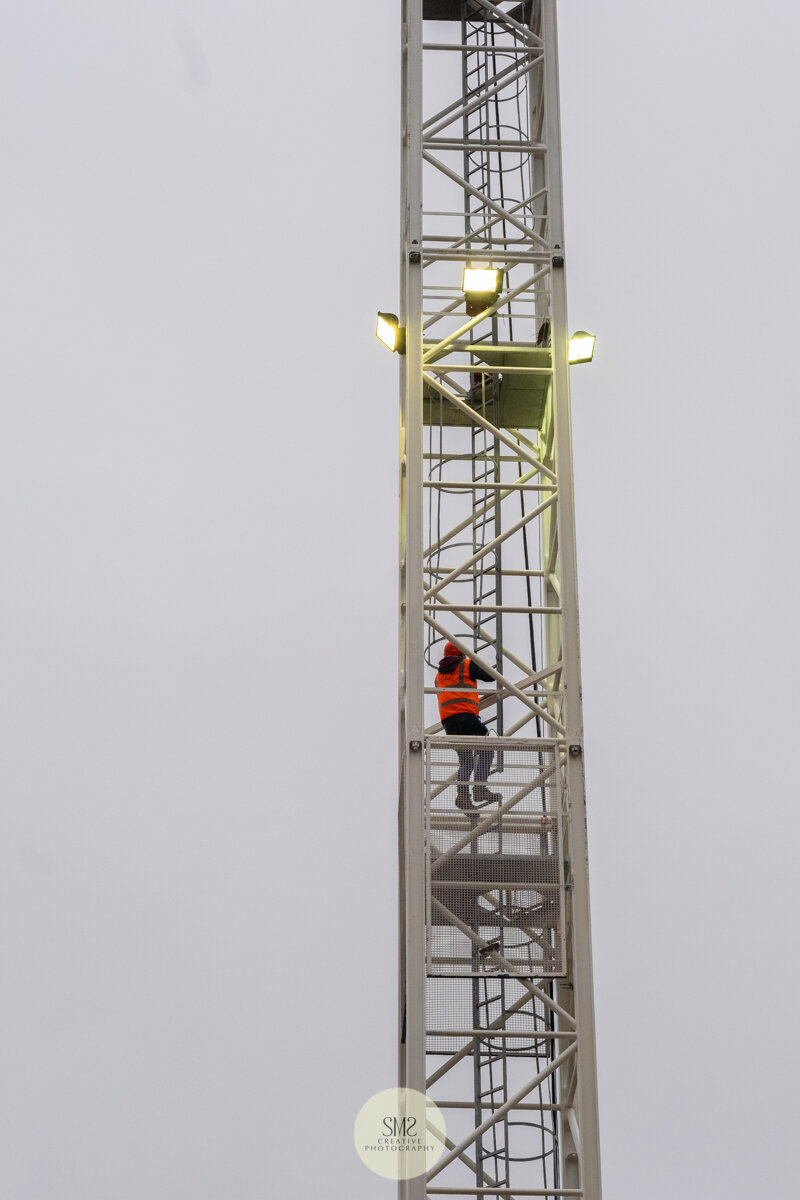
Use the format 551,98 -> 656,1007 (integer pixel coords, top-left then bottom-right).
442,711 -> 493,784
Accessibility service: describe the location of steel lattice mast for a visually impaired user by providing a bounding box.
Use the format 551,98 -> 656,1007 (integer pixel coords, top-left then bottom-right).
397,2 -> 602,1198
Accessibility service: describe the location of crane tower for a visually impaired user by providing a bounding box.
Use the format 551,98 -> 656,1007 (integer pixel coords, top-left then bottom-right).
396,2 -> 603,1198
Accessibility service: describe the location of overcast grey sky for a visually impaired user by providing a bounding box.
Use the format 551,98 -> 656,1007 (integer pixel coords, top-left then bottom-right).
2,3 -> 799,1198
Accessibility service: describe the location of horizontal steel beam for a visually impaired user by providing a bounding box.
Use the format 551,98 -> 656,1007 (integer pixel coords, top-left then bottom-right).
423,139 -> 545,152
425,1191 -> 582,1197
426,566 -> 547,575
431,1102 -> 563,1112
426,880 -> 560,889
425,604 -> 561,614
422,481 -> 554,492
423,43 -> 538,54
424,364 -> 552,375
426,1029 -> 576,1039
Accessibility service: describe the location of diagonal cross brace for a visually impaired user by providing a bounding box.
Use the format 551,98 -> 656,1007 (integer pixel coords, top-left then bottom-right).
426,1033 -> 577,1181
423,54 -> 542,139
427,894 -> 576,1029
424,494 -> 557,601
426,1121 -> 521,1200
469,0 -> 544,48
422,373 -> 556,483
423,151 -> 551,248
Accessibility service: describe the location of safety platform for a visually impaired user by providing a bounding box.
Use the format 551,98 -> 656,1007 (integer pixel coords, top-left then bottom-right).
425,737 -> 566,976
422,0 -> 530,21
423,344 -> 551,429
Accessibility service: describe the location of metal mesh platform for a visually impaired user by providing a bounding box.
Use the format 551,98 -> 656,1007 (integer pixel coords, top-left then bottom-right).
425,737 -> 566,977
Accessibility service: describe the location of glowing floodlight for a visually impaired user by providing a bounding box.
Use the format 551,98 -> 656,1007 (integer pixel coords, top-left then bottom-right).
462,267 -> 502,299
376,312 -> 406,354
568,331 -> 596,364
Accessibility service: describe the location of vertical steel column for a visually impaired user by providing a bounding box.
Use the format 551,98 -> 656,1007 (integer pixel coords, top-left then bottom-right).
541,2 -> 602,1197
399,0 -> 426,1198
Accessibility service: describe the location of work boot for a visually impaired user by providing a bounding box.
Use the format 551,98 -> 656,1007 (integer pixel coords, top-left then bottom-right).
473,785 -> 502,807
455,785 -> 473,811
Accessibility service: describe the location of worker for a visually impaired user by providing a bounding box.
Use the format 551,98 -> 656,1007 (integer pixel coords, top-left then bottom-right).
435,640 -> 502,810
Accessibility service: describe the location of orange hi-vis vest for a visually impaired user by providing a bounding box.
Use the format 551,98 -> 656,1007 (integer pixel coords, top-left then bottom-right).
436,656 -> 479,720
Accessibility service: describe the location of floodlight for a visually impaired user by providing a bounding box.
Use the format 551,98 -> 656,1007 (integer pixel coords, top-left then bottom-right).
462,267 -> 502,298
376,312 -> 406,354
568,331 -> 596,364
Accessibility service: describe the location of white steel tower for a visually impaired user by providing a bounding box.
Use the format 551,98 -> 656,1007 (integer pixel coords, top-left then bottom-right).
396,2 -> 602,1198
